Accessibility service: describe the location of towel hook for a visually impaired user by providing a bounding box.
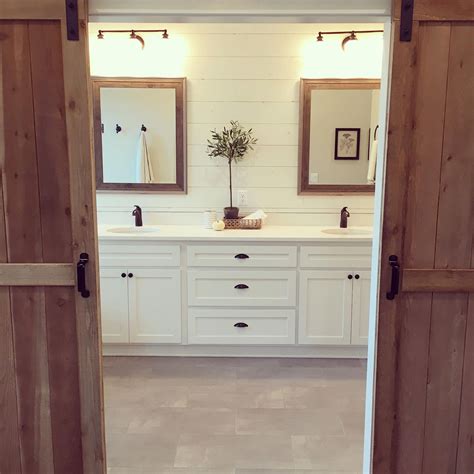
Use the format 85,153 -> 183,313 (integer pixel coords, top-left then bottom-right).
374,125 -> 379,140
141,124 -> 147,132
115,124 -> 122,134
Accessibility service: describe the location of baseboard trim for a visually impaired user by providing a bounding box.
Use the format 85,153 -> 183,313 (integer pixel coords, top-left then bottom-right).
102,344 -> 367,358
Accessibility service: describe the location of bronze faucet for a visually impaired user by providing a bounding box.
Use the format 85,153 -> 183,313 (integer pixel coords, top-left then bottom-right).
132,205 -> 143,227
340,207 -> 350,228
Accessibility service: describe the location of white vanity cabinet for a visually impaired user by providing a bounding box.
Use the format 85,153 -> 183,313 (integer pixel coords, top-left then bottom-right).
98,226 -> 372,357
298,245 -> 372,346
350,270 -> 371,345
298,270 -> 354,345
298,270 -> 371,345
99,242 -> 182,344
128,268 -> 181,343
100,268 -> 130,343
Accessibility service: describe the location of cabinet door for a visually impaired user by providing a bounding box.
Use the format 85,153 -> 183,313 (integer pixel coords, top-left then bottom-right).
128,268 -> 181,343
351,270 -> 371,345
100,268 -> 129,343
298,270 -> 353,345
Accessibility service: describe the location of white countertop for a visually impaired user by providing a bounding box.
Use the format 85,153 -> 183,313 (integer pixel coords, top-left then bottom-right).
98,225 -> 373,243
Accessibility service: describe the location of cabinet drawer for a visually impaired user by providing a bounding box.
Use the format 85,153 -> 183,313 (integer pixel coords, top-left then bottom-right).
188,270 -> 297,307
187,245 -> 297,268
99,242 -> 180,267
188,308 -> 296,345
300,245 -> 371,269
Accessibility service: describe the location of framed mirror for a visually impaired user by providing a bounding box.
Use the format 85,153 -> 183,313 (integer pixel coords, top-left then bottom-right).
92,77 -> 187,192
298,79 -> 380,194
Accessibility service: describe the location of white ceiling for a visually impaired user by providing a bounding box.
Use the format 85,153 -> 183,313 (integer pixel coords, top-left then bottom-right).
89,0 -> 391,23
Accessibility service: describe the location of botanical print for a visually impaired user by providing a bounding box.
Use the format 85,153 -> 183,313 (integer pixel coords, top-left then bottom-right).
335,128 -> 360,160
339,133 -> 355,154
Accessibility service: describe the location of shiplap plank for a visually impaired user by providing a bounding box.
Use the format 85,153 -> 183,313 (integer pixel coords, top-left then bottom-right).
189,165 -> 297,189
188,144 -> 298,167
186,57 -> 303,80
189,123 -> 298,146
187,79 -> 299,102
188,101 -> 299,124
1,22 -> 54,474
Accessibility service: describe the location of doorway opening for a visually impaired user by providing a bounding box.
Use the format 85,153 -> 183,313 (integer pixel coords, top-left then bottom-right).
90,17 -> 392,472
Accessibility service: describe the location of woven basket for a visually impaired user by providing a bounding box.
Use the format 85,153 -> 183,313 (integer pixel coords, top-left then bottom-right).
224,217 -> 262,230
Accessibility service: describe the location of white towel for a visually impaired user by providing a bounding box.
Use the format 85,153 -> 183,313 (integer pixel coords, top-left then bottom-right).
136,131 -> 155,184
367,139 -> 378,184
242,209 -> 268,221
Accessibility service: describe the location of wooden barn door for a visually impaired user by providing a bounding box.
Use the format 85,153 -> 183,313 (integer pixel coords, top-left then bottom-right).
373,1 -> 473,473
0,1 -> 105,473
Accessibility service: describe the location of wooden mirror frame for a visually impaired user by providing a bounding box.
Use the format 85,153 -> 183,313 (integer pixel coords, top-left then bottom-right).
92,77 -> 187,193
298,78 -> 380,194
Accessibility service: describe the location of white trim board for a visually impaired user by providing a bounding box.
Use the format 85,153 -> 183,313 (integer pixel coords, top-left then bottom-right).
102,343 -> 368,358
89,0 -> 391,22
363,18 -> 393,474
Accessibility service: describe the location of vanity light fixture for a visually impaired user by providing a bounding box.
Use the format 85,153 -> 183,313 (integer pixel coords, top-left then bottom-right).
316,29 -> 383,51
97,28 -> 169,49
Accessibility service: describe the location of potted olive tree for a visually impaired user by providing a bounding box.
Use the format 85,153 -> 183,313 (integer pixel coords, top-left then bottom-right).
207,120 -> 258,219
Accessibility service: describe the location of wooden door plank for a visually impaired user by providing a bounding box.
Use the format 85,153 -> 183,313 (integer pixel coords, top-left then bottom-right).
0,263 -> 75,285
0,50 -> 21,473
402,269 -> 474,292
456,293 -> 474,472
61,2 -> 106,470
393,23 -> 451,474
422,23 -> 474,474
423,294 -> 469,474
393,0 -> 474,21
29,21 -> 84,474
373,21 -> 420,473
1,22 -> 54,474
0,0 -> 64,20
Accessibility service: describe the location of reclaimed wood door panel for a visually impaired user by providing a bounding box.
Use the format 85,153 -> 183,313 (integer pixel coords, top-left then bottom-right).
0,1 -> 104,472
393,0 -> 474,21
373,18 -> 474,474
456,293 -> 474,473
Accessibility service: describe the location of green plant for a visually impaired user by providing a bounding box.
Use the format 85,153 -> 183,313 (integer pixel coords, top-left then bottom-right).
207,120 -> 258,208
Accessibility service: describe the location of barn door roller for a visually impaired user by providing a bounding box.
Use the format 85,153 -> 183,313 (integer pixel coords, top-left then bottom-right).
65,0 -> 79,41
400,0 -> 415,42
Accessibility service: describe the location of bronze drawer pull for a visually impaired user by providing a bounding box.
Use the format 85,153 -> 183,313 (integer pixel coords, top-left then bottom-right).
234,322 -> 248,328
234,283 -> 249,289
234,253 -> 249,259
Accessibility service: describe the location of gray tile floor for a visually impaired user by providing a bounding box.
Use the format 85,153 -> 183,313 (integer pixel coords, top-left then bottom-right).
104,357 -> 367,474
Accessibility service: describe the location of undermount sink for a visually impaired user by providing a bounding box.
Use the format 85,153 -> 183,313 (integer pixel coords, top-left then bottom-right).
322,228 -> 372,236
107,226 -> 158,234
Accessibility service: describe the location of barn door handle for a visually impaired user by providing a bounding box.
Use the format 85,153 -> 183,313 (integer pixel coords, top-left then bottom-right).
234,322 -> 248,328
234,283 -> 249,289
386,255 -> 400,300
77,253 -> 91,298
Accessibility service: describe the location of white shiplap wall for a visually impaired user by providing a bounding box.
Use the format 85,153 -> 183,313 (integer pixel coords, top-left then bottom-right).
90,23 -> 384,226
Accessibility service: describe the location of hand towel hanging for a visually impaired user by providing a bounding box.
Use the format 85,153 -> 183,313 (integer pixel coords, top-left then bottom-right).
136,130 -> 155,184
367,138 -> 378,184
